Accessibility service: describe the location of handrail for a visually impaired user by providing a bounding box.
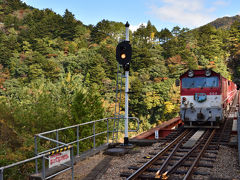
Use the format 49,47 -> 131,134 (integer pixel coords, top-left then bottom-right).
37,118 -> 109,136
0,116 -> 139,179
34,116 -> 139,175
0,146 -> 74,180
35,116 -> 139,155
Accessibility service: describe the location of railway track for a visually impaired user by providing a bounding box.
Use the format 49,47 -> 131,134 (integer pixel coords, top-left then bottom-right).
121,129 -> 216,180
120,93 -> 239,180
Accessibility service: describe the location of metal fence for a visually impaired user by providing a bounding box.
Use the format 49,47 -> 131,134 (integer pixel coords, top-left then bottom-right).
0,116 -> 139,179
0,146 -> 74,180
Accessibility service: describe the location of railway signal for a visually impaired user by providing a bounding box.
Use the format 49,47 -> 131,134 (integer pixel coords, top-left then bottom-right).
115,22 -> 132,145
116,41 -> 132,70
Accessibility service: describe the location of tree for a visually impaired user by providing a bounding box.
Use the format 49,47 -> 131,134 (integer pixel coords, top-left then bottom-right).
90,19 -> 111,43
171,26 -> 181,37
71,87 -> 105,150
156,28 -> 173,44
131,47 -> 154,71
61,9 -> 77,40
0,28 -> 20,67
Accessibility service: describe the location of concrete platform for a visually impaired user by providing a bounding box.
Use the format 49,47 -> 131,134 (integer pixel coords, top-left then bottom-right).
183,130 -> 205,148
83,156 -> 112,180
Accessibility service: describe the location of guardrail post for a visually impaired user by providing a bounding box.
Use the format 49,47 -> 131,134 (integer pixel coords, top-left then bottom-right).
93,121 -> 96,149
107,119 -> 109,144
34,135 -> 38,173
0,168 -> 3,180
70,147 -> 74,180
42,155 -> 45,179
77,126 -> 79,156
56,130 -> 59,147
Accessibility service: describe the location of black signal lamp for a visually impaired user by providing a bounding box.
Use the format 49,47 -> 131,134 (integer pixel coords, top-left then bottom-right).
116,41 -> 132,66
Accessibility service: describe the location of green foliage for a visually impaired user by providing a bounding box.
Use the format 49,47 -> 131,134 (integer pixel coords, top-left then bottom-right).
71,87 -> 105,151
72,88 -> 104,123
0,2 -> 239,178
61,9 -> 78,41
90,19 -> 125,44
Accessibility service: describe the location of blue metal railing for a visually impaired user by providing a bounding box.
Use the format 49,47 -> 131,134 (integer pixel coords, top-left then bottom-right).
0,116 -> 139,179
0,146 -> 74,180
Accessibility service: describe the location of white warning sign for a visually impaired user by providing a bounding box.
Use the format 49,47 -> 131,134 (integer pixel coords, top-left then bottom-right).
49,150 -> 70,168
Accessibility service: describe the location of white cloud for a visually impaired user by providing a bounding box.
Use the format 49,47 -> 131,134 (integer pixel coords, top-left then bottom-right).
149,0 -> 216,28
129,23 -> 147,32
213,0 -> 229,6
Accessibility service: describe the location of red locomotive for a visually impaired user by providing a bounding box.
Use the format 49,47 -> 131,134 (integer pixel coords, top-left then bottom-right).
179,69 -> 237,127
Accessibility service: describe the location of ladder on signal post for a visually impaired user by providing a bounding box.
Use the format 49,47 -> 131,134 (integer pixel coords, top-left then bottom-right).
112,63 -> 124,143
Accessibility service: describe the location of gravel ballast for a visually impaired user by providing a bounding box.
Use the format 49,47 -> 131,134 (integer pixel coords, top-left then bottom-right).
210,145 -> 240,179
53,143 -> 240,179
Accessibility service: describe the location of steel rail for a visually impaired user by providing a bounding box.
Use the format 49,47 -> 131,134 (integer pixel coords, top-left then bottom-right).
161,129 -> 210,179
155,130 -> 194,178
183,129 -> 216,180
126,129 -> 189,180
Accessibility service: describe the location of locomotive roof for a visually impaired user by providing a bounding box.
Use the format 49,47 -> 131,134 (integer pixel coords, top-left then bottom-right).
180,69 -> 220,79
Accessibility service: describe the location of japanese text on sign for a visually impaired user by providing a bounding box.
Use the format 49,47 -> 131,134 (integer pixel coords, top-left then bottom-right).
49,150 -> 70,168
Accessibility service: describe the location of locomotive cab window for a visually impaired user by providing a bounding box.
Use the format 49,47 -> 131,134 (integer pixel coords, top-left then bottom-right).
181,76 -> 219,89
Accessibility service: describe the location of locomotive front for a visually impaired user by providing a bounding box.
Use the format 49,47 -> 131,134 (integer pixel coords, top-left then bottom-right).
179,70 -> 222,127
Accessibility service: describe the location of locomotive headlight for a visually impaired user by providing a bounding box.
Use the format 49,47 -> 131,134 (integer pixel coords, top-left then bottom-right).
188,70 -> 194,77
205,69 -> 211,76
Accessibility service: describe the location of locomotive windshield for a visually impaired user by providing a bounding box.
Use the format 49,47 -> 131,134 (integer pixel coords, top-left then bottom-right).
182,76 -> 219,89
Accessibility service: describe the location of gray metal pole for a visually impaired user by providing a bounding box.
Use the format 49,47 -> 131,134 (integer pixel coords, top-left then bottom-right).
0,168 -> 3,180
124,21 -> 130,145
124,70 -> 129,145
125,21 -> 130,41
42,156 -> 45,179
56,130 -> 59,147
107,119 -> 109,144
77,126 -> 79,156
71,147 -> 74,180
93,121 -> 96,149
34,136 -> 38,173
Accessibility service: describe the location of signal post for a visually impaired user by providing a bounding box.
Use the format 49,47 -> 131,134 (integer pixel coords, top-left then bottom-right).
116,22 -> 132,145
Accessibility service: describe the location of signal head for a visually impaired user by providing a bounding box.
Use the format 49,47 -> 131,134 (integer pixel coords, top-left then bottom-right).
116,41 -> 132,65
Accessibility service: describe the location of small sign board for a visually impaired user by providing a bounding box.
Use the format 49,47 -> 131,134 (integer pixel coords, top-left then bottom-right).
49,150 -> 70,168
155,130 -> 159,139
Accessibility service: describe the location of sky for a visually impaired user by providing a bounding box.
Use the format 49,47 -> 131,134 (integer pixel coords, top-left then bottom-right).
21,0 -> 240,31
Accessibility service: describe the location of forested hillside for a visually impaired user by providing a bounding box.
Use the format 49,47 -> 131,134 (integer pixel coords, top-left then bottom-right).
208,15 -> 240,29
1,0 -> 240,178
